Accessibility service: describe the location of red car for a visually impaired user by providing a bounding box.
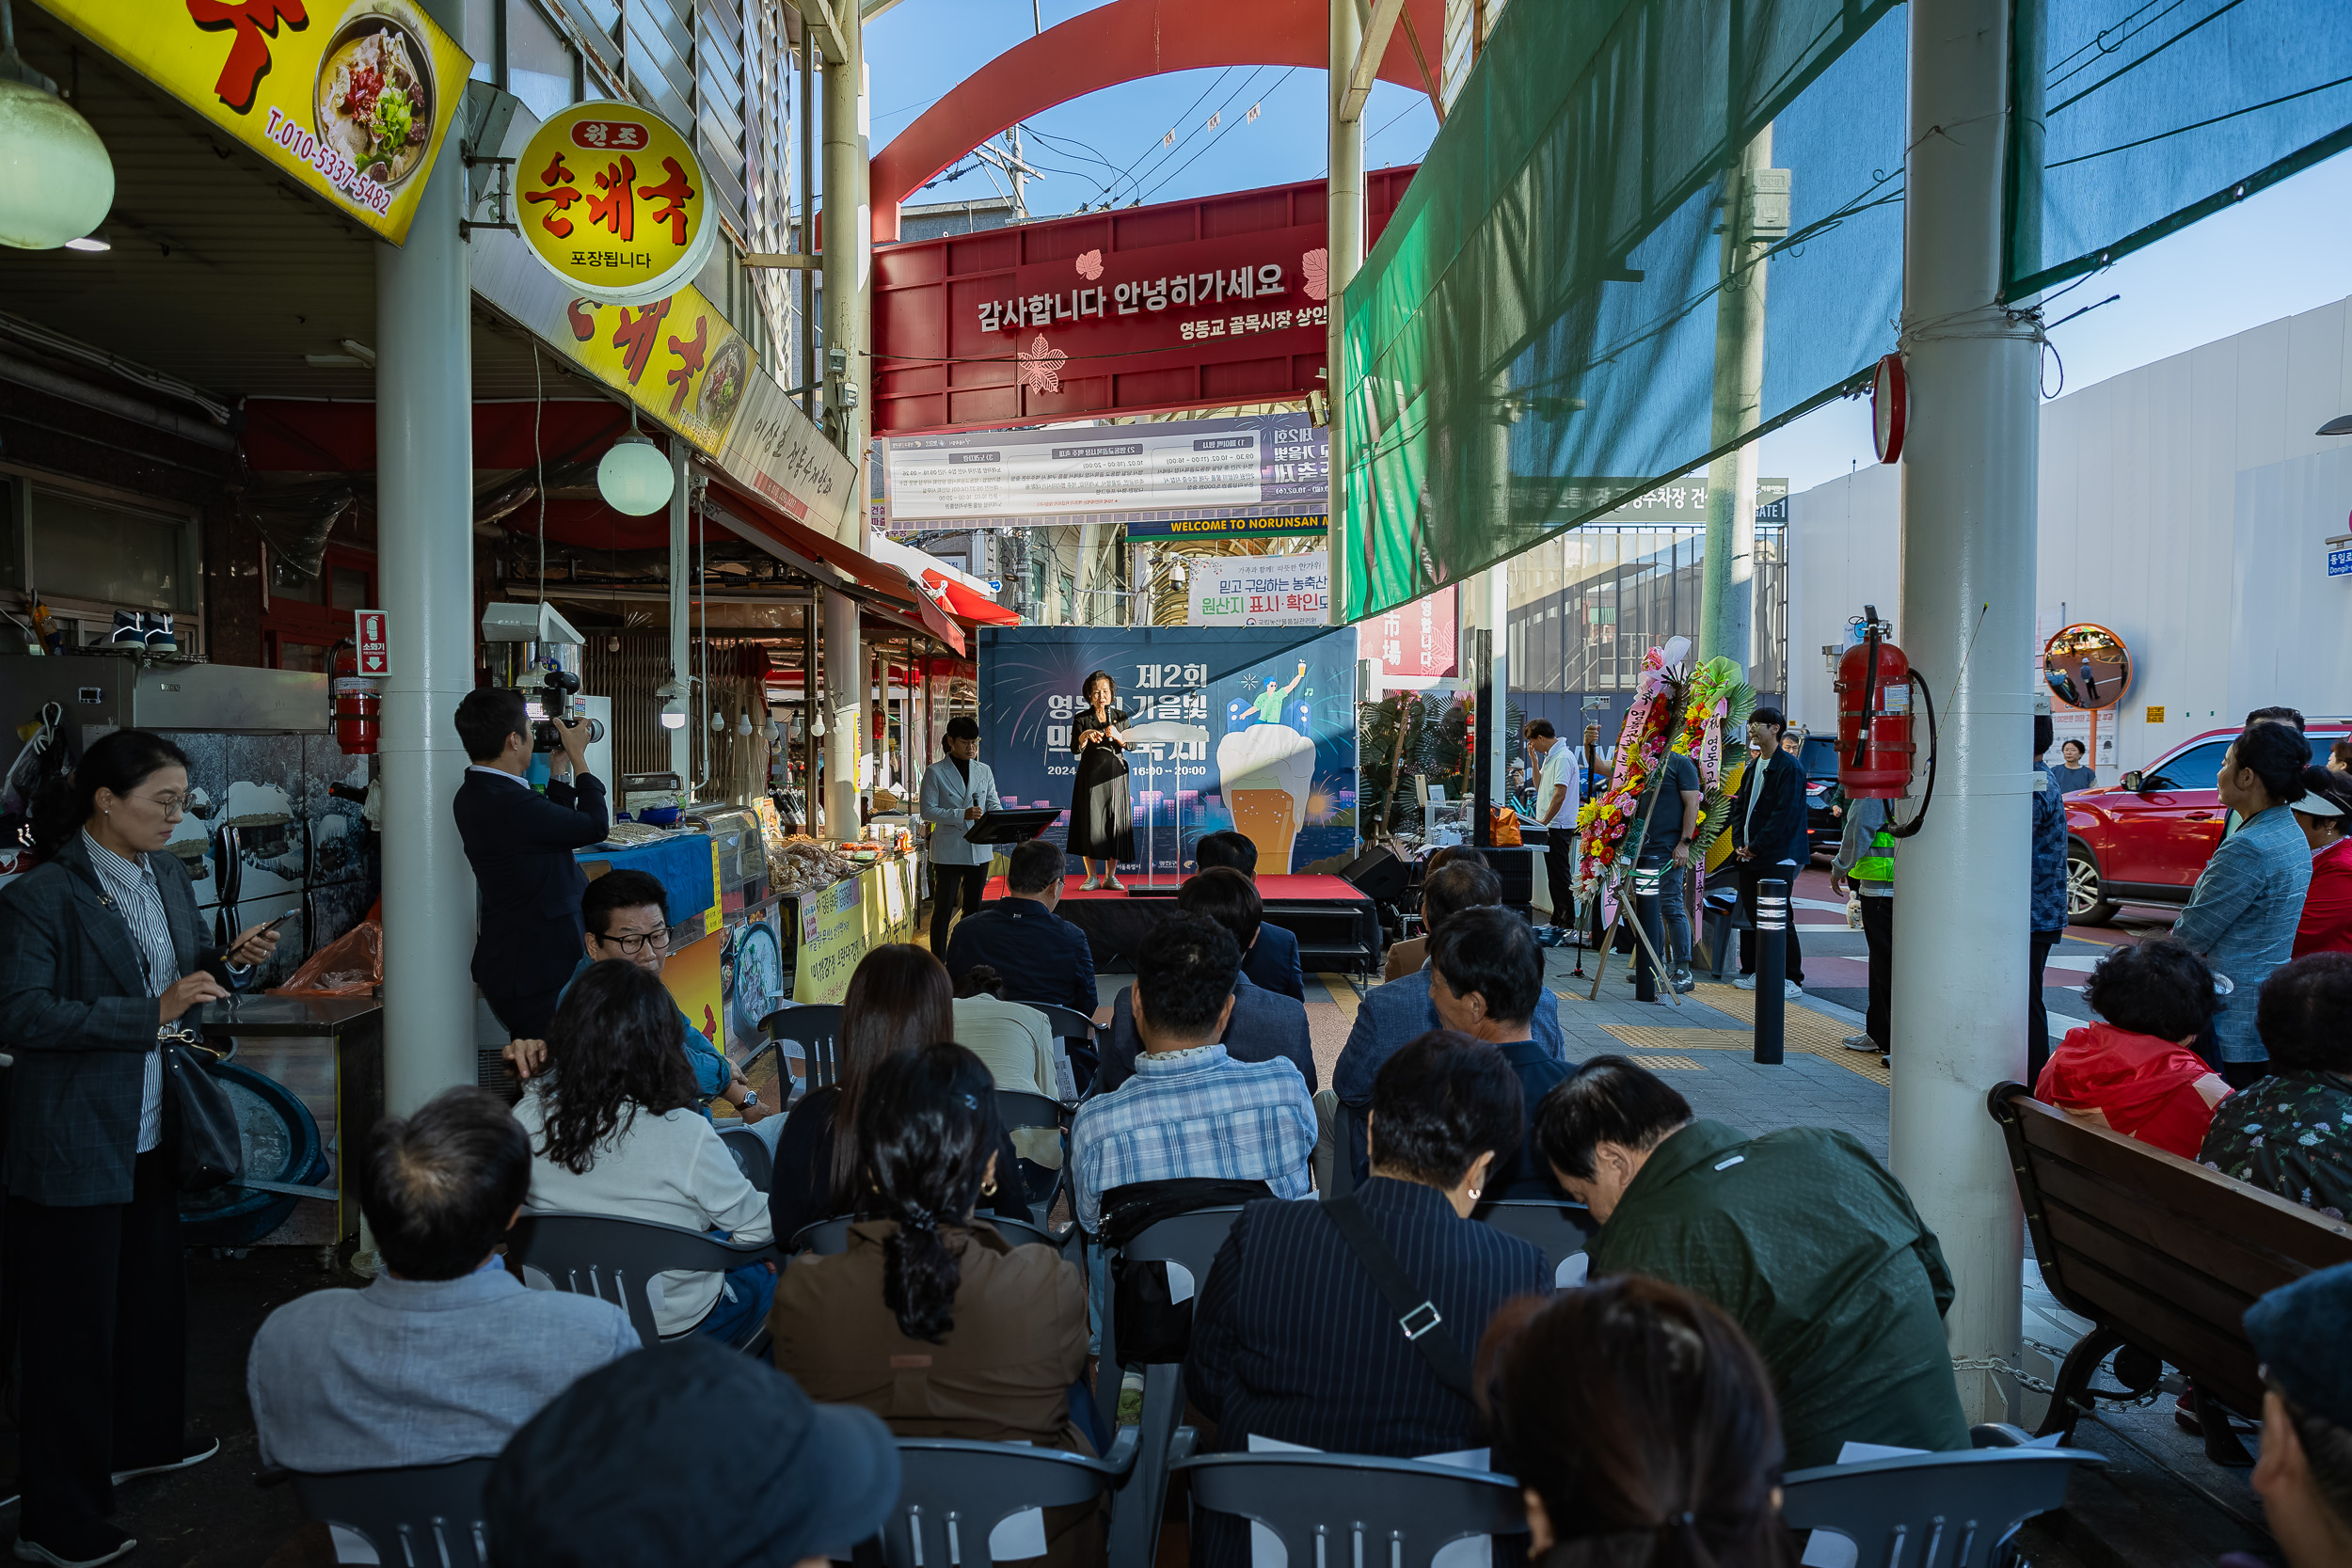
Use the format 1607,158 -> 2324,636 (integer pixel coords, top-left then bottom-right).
2065,720 -> 2349,925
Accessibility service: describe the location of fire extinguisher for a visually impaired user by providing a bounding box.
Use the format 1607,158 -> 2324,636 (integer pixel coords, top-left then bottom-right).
1834,605 -> 1940,835
330,641 -> 384,756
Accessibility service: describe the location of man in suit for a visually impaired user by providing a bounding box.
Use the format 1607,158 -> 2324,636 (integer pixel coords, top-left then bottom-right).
919,715 -> 1002,956
1731,705 -> 1808,995
1428,905 -> 1575,1196
452,687 -> 610,1039
248,1086 -> 640,1472
1333,860 -> 1567,1105
944,836 -> 1098,1017
1100,867 -> 1314,1091
1193,828 -> 1305,1000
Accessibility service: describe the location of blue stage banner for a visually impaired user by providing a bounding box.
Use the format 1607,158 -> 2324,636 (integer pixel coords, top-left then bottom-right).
976,626 -> 1360,877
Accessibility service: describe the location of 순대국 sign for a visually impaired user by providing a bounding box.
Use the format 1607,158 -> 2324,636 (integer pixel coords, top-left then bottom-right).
516,102 -> 719,306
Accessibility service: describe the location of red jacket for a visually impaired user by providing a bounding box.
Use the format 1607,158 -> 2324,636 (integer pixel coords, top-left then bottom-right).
2294,837 -> 2352,958
2034,1022 -> 2226,1162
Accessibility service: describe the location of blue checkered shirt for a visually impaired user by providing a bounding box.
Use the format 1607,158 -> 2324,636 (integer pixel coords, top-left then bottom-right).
1071,1043 -> 1316,1232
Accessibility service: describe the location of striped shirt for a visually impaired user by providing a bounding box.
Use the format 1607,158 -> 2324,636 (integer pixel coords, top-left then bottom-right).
1070,1043 -> 1316,1232
82,830 -> 174,1153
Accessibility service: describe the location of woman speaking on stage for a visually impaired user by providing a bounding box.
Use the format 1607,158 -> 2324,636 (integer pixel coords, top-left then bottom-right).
1069,670 -> 1136,891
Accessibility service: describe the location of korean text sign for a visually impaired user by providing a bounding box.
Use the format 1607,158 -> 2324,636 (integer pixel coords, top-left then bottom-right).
879,414 -> 1329,526
1190,551 -> 1330,627
518,102 -> 718,306
558,286 -> 752,455
56,0 -> 470,243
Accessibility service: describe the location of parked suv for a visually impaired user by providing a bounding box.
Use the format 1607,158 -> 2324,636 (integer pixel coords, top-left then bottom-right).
2063,720 -> 2349,925
1797,733 -> 1843,860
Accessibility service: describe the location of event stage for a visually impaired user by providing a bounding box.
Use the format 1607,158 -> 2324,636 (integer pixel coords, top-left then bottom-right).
977,875 -> 1381,974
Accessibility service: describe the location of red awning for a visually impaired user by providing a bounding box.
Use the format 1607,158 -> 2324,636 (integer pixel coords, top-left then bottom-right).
243,399 -> 631,470
923,569 -> 1021,626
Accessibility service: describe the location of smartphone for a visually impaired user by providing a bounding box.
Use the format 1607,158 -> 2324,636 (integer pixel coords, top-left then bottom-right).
257,911 -> 297,935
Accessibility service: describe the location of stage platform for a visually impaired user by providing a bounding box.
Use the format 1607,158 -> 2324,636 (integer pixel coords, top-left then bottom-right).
978,874 -> 1381,974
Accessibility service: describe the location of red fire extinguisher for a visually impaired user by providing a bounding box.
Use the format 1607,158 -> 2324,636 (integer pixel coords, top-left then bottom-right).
331,643 -> 384,756
1835,606 -> 1916,799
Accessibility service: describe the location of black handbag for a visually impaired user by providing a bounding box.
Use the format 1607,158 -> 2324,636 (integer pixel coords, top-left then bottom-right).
162,1026 -> 244,1193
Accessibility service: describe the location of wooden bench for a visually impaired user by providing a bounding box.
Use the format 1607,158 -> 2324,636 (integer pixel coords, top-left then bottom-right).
1989,1083 -> 2352,1463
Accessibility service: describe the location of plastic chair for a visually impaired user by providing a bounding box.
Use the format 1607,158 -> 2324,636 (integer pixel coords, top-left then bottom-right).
504,1212 -> 778,1352
791,1212 -> 1062,1256
997,1087 -> 1072,1223
1096,1205 -> 1248,1568
1028,1003 -> 1100,1093
762,1004 -> 845,1095
1475,1198 -> 1597,1287
716,1122 -> 774,1191
288,1458 -> 495,1568
1780,1445 -> 2108,1568
1174,1450 -> 1525,1568
873,1429 -> 1139,1568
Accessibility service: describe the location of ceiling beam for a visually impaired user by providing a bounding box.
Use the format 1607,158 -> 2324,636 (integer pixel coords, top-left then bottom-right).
860,0 -> 905,19
1341,0 -> 1409,121
789,0 -> 848,64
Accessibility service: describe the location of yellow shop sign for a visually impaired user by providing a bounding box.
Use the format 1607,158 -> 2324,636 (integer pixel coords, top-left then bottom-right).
40,0 -> 469,243
516,101 -> 718,307
554,286 -> 752,454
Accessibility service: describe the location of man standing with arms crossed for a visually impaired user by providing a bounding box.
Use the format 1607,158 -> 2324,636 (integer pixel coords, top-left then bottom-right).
1525,720 -> 1582,944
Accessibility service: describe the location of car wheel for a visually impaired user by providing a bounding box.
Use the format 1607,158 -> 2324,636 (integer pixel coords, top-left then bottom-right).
2067,842 -> 2119,927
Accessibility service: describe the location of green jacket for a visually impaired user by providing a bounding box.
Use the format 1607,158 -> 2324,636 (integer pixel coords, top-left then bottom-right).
1587,1120 -> 1969,1469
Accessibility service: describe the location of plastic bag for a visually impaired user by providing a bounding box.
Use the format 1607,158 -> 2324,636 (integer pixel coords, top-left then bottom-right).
272,917 -> 383,996
1488,807 -> 1523,847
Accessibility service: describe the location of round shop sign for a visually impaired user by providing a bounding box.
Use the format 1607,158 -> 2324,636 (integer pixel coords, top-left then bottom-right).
517,103 -> 718,307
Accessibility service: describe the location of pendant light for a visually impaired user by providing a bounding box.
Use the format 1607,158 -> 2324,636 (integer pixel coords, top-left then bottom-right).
0,2 -> 116,252
597,430 -> 675,515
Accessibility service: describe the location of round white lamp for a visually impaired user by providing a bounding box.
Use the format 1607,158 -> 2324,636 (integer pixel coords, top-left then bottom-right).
655,678 -> 689,730
596,433 -> 675,515
0,76 -> 116,251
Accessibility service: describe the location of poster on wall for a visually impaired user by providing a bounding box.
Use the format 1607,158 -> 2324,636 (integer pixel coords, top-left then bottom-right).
1189,551 -> 1329,626
976,626 -> 1359,877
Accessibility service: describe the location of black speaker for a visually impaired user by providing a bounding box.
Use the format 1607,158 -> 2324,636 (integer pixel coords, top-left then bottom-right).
1341,845 -> 1411,905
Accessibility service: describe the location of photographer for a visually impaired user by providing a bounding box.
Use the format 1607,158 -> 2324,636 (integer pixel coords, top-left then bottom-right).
453,688 -> 610,1040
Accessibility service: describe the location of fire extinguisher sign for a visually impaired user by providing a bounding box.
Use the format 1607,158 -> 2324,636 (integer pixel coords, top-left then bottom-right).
356,610 -> 389,675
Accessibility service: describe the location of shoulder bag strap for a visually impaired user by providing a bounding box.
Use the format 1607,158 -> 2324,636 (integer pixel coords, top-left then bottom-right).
1318,1192 -> 1476,1401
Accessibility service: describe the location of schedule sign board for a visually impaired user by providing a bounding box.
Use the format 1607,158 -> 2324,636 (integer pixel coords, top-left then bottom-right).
879,414 -> 1328,526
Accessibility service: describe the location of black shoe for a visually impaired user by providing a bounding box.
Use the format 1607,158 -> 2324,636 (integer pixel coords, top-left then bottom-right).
106,610 -> 144,647
14,1525 -> 136,1567
140,613 -> 178,656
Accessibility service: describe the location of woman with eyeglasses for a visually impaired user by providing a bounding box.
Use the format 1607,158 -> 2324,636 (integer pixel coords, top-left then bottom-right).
0,729 -> 283,1566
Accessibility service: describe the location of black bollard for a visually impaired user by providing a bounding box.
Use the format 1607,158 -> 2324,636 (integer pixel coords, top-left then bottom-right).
1631,860 -> 1661,1004
1754,877 -> 1788,1064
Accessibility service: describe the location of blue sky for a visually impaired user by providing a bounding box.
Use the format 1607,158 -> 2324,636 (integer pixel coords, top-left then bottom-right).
864,3 -> 2352,494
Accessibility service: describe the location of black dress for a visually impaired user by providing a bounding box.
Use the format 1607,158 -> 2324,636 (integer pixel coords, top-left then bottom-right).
1068,705 -> 1135,862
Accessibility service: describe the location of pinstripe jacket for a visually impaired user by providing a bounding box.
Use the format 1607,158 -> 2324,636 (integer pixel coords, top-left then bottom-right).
0,834 -> 220,1206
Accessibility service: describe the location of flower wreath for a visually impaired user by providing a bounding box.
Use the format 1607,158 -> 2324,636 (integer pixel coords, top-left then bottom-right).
1574,646 -> 1756,895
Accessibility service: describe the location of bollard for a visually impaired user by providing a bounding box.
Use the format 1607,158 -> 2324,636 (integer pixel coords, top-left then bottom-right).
1755,877 -> 1788,1064
1631,859 -> 1662,1003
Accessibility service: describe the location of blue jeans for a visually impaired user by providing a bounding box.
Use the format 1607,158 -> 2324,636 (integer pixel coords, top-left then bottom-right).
1634,848 -> 1692,968
691,1261 -> 778,1344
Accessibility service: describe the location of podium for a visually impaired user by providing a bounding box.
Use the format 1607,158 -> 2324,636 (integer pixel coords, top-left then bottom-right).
961,808 -> 1064,847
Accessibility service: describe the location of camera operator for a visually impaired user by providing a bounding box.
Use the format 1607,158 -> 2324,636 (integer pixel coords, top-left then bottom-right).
453,688 -> 610,1039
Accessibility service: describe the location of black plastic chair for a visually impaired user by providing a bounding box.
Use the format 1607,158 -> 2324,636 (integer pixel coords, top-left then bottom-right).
288,1458 -> 495,1568
504,1212 -> 777,1352
1027,1002 -> 1099,1094
996,1087 -> 1072,1224
1096,1205 -> 1247,1568
1780,1444 -> 2108,1568
1174,1450 -> 1525,1568
1474,1198 -> 1597,1286
716,1122 -> 774,1191
762,1003 -> 845,1095
873,1428 -> 1139,1568
790,1212 -> 1062,1257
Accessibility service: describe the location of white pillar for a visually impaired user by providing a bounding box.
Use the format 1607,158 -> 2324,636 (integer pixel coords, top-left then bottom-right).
824,588 -> 862,837
1325,0 -> 1363,625
1699,128 -> 1777,676
1485,564 -> 1510,807
375,37 -> 476,1116
822,8 -> 867,543
668,440 -> 691,782
1888,0 -> 2039,1424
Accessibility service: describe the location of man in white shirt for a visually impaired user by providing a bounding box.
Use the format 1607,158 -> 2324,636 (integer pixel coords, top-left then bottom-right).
1526,720 -> 1582,938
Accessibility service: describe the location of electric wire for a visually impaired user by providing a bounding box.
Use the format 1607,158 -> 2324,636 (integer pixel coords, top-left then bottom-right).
1139,69 -> 1297,202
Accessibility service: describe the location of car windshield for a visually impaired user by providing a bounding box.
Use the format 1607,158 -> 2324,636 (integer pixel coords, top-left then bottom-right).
2137,739 -> 2234,793
1799,736 -> 1842,781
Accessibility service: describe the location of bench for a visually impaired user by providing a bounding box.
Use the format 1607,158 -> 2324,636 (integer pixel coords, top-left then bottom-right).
1988,1083 -> 2352,1463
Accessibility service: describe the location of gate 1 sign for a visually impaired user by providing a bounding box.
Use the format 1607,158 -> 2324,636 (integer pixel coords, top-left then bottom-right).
1190,553 -> 1329,626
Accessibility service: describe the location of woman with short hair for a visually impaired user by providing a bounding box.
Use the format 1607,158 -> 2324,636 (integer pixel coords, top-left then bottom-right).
1482,1276 -> 1795,1567
2201,954 -> 2352,1219
516,960 -> 776,1340
2034,939 -> 2230,1159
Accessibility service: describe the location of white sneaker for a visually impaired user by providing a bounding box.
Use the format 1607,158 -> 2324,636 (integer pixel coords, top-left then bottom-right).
1732,974 -> 1759,990
14,1533 -> 137,1568
112,1437 -> 218,1485
1079,875 -> 1102,892
1784,980 -> 1805,999
1843,1035 -> 1881,1053
1104,875 -> 1125,891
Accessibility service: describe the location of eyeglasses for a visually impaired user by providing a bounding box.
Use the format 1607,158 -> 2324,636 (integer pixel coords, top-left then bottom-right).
596,927 -> 673,957
132,792 -> 190,815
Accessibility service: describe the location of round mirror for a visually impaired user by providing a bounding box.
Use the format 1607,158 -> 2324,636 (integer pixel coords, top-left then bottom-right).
2042,623 -> 2132,712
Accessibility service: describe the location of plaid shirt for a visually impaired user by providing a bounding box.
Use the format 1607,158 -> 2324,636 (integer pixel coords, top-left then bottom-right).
81,831 -> 174,1153
2175,803 -> 2312,1062
1071,1043 -> 1316,1232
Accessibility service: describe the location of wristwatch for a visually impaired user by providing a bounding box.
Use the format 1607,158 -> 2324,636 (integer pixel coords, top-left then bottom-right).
739,1088 -> 760,1109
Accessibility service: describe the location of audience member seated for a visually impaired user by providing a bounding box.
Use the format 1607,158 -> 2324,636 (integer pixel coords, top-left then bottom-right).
771,1042 -> 1097,1567
1194,829 -> 1305,1000
2035,938 -> 2231,1159
485,1339 -> 901,1568
1534,1056 -> 1968,1468
2292,767 -> 2352,957
503,869 -> 778,1144
951,963 -> 1065,1167
2235,1261 -> 2352,1568
1381,847 -> 1486,982
1333,862 -> 1566,1175
944,837 -> 1099,1016
1427,905 -> 1574,1196
1184,1031 -> 1549,1568
248,1087 -> 639,1473
1101,868 -> 1315,1091
770,943 -> 1029,1244
1071,913 -> 1315,1235
2202,953 -> 2352,1219
515,961 -> 775,1341
1481,1276 -> 1792,1568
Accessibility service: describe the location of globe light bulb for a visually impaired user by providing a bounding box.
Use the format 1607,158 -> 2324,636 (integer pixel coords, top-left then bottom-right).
0,78 -> 116,251
596,433 -> 675,515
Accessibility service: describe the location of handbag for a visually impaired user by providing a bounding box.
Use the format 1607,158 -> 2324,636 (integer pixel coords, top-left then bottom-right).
162,1026 -> 244,1193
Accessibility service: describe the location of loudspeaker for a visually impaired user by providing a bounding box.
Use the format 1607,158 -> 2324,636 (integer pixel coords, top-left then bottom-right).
1341,845 -> 1411,906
